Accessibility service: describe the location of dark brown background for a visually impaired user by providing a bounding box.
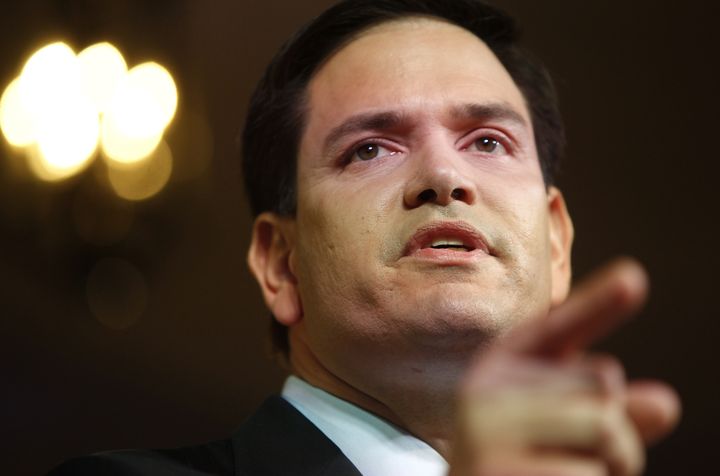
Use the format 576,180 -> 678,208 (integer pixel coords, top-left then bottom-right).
1,1 -> 717,474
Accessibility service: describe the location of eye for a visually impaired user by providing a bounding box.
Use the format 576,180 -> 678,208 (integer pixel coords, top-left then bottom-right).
351,142 -> 396,161
475,137 -> 499,153
468,136 -> 507,155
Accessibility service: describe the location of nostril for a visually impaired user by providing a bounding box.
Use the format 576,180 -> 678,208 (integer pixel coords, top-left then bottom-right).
451,188 -> 465,200
418,189 -> 437,203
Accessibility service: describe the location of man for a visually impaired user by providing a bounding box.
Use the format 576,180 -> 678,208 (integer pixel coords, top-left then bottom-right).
50,0 -> 680,474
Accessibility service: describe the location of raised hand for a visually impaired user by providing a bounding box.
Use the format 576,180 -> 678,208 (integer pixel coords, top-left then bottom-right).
450,259 -> 681,476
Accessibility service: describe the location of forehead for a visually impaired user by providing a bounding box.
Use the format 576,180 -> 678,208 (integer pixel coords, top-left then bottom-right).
301,17 -> 530,146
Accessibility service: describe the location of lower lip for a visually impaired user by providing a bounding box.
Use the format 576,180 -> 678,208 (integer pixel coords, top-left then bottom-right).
402,248 -> 490,264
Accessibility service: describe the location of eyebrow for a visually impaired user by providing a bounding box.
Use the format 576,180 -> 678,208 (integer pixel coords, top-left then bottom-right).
449,102 -> 528,128
323,111 -> 405,154
322,102 -> 528,153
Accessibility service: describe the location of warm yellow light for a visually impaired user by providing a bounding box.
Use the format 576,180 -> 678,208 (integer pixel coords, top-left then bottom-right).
1,39 -> 179,192
107,140 -> 173,200
77,42 -> 127,114
101,62 -> 177,164
127,62 -> 178,129
32,96 -> 99,181
3,40 -> 100,181
0,78 -> 36,147
18,42 -> 81,121
101,115 -> 163,164
25,145 -> 79,182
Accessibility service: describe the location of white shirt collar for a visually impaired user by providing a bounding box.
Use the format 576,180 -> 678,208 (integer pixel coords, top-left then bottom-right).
281,375 -> 449,476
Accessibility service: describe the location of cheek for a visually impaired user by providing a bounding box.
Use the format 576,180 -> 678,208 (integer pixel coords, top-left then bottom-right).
298,168 -> 400,256
484,170 -> 549,247
293,185 -> 395,310
292,192 -> 403,353
485,176 -> 554,292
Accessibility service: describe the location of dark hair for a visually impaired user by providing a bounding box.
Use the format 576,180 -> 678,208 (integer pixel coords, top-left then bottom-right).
241,0 -> 566,356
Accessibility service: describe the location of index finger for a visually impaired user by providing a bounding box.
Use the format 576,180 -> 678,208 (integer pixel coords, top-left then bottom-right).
504,258 -> 649,360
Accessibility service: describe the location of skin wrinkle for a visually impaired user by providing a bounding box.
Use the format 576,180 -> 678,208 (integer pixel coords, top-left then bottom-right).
323,101 -> 529,164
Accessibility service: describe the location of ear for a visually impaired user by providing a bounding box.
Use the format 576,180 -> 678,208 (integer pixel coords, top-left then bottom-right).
547,186 -> 574,306
247,212 -> 303,327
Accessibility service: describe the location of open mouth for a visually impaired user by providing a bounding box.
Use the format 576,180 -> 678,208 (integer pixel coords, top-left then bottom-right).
403,221 -> 491,258
426,239 -> 475,252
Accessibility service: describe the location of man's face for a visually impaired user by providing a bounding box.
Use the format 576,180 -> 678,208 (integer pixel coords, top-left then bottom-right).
282,18 -> 571,389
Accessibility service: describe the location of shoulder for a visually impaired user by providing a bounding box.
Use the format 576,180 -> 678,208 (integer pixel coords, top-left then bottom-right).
47,396 -> 359,476
46,439 -> 234,476
46,397 -> 300,476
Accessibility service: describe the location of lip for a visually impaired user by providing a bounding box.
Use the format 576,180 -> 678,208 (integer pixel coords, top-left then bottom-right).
402,221 -> 492,263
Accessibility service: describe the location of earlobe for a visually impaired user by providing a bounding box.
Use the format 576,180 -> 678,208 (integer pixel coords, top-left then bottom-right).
547,187 -> 574,306
247,213 -> 303,327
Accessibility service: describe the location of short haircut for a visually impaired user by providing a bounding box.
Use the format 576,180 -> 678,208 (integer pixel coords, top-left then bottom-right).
241,0 -> 566,356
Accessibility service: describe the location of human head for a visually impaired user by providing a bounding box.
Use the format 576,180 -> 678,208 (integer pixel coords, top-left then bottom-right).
243,0 -> 568,356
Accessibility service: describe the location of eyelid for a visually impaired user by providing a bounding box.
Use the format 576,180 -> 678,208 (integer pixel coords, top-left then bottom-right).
341,137 -> 403,163
459,128 -> 517,155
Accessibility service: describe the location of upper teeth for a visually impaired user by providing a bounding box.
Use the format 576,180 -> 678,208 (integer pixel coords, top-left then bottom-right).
430,239 -> 465,248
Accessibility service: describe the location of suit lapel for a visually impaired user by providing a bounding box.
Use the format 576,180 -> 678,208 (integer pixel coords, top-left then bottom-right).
232,396 -> 363,476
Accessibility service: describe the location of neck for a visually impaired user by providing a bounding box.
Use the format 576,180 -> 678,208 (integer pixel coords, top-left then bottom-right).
288,325 -> 474,459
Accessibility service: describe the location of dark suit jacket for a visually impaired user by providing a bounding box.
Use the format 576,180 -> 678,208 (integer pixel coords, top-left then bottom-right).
47,396 -> 363,476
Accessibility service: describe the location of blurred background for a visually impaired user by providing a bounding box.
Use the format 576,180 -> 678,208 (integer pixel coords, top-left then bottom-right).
1,1 -> 717,474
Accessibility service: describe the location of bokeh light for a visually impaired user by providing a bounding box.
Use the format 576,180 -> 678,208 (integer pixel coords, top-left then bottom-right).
106,140 -> 173,201
25,144 -> 91,182
17,42 -> 81,123
0,78 -> 35,147
101,117 -> 163,165
101,62 -> 177,164
127,62 -> 177,131
77,42 -> 127,114
1,40 -> 178,195
33,95 -> 100,180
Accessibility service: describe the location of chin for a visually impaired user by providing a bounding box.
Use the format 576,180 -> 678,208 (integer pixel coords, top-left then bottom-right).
399,288 -> 515,351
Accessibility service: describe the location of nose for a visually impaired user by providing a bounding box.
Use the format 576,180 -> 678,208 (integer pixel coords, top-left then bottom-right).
403,148 -> 477,209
